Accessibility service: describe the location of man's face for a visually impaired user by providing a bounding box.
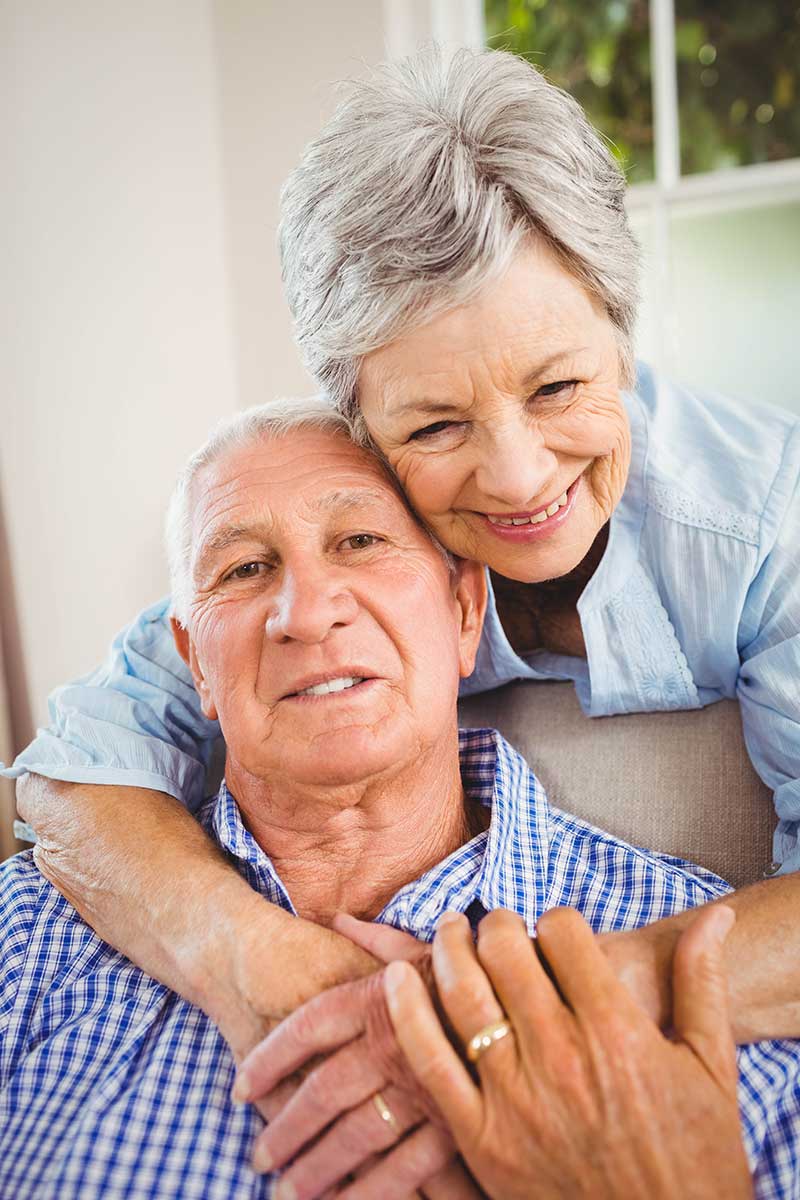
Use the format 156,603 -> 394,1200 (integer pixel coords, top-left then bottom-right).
173,428 -> 485,793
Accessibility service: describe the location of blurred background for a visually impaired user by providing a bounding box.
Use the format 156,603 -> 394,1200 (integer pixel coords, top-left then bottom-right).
1,0 -> 799,836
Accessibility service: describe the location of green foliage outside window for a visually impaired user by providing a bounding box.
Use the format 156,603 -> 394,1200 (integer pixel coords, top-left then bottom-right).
484,0 -> 800,183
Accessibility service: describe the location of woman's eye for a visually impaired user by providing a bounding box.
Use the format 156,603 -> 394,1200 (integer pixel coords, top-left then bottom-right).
408,420 -> 465,442
536,379 -> 578,399
342,533 -> 382,551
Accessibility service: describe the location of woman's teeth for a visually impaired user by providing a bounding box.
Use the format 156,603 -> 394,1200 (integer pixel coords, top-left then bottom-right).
487,491 -> 569,527
297,676 -> 364,697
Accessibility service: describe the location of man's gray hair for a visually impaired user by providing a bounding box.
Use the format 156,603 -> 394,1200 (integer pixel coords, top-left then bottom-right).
165,395 -> 454,625
165,396 -> 352,625
280,45 -> 639,436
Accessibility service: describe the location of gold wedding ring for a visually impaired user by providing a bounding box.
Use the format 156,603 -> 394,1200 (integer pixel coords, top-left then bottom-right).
466,1018 -> 512,1063
372,1090 -> 400,1134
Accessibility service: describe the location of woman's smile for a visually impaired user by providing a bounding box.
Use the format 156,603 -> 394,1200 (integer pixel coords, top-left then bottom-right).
478,475 -> 581,542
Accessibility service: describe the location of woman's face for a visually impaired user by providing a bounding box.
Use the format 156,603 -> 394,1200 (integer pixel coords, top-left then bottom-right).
358,240 -> 632,584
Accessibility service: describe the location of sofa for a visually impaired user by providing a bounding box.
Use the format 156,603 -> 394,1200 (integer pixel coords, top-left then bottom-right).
458,681 -> 776,890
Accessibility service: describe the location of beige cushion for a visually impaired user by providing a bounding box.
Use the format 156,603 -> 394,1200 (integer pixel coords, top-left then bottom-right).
458,681 -> 776,890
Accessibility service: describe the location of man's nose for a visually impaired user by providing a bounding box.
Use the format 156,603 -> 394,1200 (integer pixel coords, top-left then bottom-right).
264,564 -> 359,644
473,416 -> 558,510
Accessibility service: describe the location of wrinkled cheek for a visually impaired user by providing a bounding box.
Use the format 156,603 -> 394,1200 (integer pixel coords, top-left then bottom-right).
395,456 -> 456,522
588,421 -> 632,517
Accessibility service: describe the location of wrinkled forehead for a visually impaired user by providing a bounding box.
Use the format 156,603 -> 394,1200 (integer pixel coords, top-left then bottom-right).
190,426 -> 429,547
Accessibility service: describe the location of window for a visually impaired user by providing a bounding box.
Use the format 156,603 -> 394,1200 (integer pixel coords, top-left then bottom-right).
481,0 -> 800,409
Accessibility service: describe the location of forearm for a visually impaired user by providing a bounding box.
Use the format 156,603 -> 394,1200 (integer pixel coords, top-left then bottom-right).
601,875 -> 800,1043
17,774 -> 378,1057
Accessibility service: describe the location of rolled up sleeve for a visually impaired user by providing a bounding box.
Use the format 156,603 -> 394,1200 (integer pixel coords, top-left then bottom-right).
0,598 -> 221,814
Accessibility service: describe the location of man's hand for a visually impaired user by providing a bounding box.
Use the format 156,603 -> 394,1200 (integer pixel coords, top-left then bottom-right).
233,918 -> 472,1199
386,904 -> 752,1200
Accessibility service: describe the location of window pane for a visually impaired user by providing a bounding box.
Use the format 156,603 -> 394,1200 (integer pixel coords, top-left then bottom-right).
676,1 -> 800,176
484,1 -> 654,183
667,203 -> 800,411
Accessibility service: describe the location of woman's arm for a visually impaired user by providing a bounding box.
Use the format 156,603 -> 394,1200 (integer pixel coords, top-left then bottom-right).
599,873 -> 800,1043
17,774 -> 377,1059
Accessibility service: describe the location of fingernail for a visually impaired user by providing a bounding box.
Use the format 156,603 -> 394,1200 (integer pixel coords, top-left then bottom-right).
252,1142 -> 274,1174
274,1179 -> 296,1200
231,1070 -> 251,1104
384,959 -> 408,997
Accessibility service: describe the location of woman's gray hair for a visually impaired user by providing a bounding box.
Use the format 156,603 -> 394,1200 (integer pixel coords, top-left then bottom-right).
280,45 -> 639,435
165,394 -> 454,625
166,396 -> 352,625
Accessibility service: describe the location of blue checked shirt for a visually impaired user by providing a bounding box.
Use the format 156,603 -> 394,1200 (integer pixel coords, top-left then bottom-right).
2,729 -> 800,1199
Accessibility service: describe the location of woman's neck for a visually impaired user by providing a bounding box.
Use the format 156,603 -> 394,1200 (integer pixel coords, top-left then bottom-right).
490,523 -> 609,658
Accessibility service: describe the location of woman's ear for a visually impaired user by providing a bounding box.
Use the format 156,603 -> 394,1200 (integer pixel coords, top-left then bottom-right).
452,559 -> 487,679
170,616 -> 218,721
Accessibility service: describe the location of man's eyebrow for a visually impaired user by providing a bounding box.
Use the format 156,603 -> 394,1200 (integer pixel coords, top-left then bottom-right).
194,521 -> 274,573
391,348 -> 591,418
313,487 -> 399,513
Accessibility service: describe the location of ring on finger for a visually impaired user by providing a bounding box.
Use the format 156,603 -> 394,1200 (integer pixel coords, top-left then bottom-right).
372,1090 -> 400,1135
466,1018 -> 513,1064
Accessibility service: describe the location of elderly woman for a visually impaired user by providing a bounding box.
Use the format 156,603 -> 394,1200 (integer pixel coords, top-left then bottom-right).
7,39 -> 799,1178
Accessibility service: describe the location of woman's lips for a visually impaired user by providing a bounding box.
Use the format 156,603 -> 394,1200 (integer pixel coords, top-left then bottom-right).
477,476 -> 581,543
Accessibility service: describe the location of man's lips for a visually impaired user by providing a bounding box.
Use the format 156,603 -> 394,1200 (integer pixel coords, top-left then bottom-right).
279,670 -> 380,701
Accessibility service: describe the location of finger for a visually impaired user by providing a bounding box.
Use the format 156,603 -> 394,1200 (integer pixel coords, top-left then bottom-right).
672,904 -> 738,1089
235,979 -> 369,1102
431,913 -> 512,1068
535,907 -> 641,1020
385,961 -> 482,1139
337,1122 -> 458,1200
333,914 -> 427,963
253,1074 -> 299,1123
475,908 -> 566,1042
269,1085 -> 425,1200
252,1037 -> 384,1172
420,1158 -> 483,1200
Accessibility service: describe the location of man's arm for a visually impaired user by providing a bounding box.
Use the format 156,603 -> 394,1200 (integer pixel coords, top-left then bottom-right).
16,774 -> 378,1059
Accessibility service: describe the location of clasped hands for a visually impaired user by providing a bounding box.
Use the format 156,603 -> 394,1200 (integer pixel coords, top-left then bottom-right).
232,905 -> 752,1200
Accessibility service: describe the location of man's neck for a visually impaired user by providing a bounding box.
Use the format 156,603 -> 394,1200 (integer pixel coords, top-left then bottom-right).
226,731 -> 481,925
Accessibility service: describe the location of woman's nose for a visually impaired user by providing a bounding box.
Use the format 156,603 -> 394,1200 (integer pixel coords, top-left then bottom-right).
264,565 -> 359,644
474,420 -> 557,510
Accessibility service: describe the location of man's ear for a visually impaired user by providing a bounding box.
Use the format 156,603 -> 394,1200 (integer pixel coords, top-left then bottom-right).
452,558 -> 487,680
170,616 -> 218,722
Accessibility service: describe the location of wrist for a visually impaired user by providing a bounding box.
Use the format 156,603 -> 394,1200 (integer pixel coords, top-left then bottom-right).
598,922 -> 677,1028
190,889 -> 379,1056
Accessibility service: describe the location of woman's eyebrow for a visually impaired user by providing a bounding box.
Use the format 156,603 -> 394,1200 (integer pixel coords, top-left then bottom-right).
520,348 -> 590,389
390,398 -> 465,419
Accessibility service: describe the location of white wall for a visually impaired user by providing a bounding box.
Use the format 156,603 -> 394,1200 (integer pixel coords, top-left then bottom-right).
0,0 -> 384,734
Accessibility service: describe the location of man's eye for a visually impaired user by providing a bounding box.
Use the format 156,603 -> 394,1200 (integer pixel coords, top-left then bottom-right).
342,534 -> 382,551
408,420 -> 465,442
227,562 -> 266,581
535,379 -> 578,399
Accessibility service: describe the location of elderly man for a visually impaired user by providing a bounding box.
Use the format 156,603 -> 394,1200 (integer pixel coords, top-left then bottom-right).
1,400 -> 798,1200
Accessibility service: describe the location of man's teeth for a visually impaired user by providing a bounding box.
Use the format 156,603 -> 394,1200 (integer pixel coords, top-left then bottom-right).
296,676 -> 364,697
488,492 -> 569,527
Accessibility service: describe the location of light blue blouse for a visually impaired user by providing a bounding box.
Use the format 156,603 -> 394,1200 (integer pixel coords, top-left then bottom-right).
5,364 -> 800,871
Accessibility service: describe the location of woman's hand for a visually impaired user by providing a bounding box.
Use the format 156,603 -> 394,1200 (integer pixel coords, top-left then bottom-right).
234,918 -> 473,1199
386,904 -> 752,1200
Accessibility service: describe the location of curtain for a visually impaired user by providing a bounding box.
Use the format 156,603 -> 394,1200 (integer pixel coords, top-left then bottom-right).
0,486 -> 29,861
0,630 -> 21,860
